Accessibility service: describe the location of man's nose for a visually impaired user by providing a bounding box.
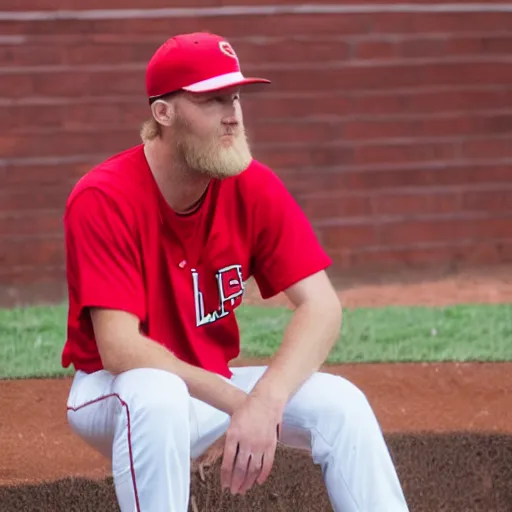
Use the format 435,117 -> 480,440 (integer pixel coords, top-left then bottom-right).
222,113 -> 239,126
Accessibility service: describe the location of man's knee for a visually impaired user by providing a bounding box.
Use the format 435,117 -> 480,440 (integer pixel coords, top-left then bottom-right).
112,368 -> 190,422
329,374 -> 371,416
298,373 -> 373,438
300,372 -> 369,414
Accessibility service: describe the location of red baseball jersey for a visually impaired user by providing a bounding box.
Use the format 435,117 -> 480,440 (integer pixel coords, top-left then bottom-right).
62,144 -> 332,378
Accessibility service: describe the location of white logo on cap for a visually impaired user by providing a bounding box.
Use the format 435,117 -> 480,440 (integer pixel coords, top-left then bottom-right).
219,41 -> 238,60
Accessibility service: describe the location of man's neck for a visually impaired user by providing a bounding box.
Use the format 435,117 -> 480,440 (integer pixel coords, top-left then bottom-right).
143,138 -> 211,214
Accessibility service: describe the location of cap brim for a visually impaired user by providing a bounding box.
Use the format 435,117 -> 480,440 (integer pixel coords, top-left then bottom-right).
182,71 -> 270,93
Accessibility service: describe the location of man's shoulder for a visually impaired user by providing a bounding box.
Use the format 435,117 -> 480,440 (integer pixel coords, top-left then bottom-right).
66,144 -> 148,214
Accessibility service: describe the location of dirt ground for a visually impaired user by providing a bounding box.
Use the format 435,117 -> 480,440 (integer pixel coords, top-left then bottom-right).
1,264 -> 512,511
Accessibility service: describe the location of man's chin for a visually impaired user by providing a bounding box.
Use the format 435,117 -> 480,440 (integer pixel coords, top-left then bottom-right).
203,164 -> 249,180
201,154 -> 253,180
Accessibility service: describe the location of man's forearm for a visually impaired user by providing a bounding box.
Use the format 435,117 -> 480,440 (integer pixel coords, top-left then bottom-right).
104,332 -> 247,416
170,350 -> 247,416
250,298 -> 342,412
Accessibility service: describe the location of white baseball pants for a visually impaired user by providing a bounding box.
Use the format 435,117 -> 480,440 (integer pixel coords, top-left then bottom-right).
66,365 -> 409,511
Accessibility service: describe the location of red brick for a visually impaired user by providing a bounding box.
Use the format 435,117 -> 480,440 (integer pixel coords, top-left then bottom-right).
373,12 -> 512,35
1,0 -> 215,9
354,40 -> 397,60
319,221 -> 377,251
329,245 -> 456,271
354,87 -> 512,116
0,22 -> 28,35
248,120 -> 343,145
277,164 -> 512,195
426,191 -> 464,215
380,164 -> 512,188
2,60 -> 511,101
1,38 -> 350,67
393,36 -> 491,60
329,238 -> 512,272
230,38 -> 351,65
243,95 -> 353,119
257,87 -> 508,122
343,115 -> 489,141
446,36 -> 503,57
13,91 -> 508,136
460,136 -> 512,159
353,140 -> 457,166
373,193 -> 424,217
5,0 -> 511,8
0,265 -> 65,285
1,103 -> 64,129
477,216 -> 512,239
143,13 -> 375,38
0,161 -> 93,187
0,68 -> 145,98
480,35 -> 512,55
0,185 -> 72,212
1,42 -> 159,67
0,72 -> 33,98
462,188 -> 512,213
378,217 -> 438,244
0,237 -> 65,267
276,170 -> 353,195
3,95 -> 350,131
2,102 -> 149,131
0,129 -> 139,158
295,192 -> 373,220
0,44 -> 62,67
0,211 -> 63,237
255,145 -> 353,170
265,61 -> 512,92
378,215 -> 512,246
12,34 -> 159,46
0,14 -> 373,39
3,7 -> 512,283
401,37 -> 463,59
372,190 -> 462,216
487,113 -> 512,134
0,268 -> 69,307
221,0 -> 378,4
389,33 -> 512,60
352,93 -> 404,116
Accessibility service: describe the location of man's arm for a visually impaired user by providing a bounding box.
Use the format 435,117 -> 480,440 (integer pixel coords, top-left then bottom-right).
219,166 -> 339,495
248,270 -> 342,412
90,308 -> 247,416
219,270 -> 341,496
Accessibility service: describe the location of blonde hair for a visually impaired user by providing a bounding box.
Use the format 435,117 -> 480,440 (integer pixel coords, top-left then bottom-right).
140,118 -> 162,142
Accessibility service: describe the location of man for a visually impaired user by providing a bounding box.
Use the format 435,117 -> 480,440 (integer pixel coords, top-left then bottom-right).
63,32 -> 409,511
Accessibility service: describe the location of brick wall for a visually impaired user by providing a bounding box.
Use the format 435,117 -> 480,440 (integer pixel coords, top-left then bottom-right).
2,2 -> 512,304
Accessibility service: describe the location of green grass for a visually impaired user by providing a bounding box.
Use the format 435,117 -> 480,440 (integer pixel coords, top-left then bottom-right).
1,302 -> 511,379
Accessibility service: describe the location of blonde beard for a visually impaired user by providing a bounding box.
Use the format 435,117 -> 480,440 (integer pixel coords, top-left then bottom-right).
173,118 -> 253,180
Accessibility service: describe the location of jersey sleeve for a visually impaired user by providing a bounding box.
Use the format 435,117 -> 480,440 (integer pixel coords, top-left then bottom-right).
249,167 -> 332,300
64,187 -> 146,321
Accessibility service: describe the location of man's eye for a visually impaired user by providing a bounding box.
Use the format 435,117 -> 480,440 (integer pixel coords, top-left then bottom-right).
208,95 -> 239,103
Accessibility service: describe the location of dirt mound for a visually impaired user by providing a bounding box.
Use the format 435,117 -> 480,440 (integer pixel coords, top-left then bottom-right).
2,433 -> 511,512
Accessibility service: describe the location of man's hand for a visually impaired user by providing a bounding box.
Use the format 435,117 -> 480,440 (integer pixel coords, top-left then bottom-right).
220,394 -> 282,496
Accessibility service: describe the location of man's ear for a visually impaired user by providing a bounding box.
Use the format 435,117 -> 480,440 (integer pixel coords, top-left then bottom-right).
150,99 -> 175,127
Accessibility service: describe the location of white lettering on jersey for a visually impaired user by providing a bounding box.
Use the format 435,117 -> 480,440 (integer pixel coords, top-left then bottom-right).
192,264 -> 245,327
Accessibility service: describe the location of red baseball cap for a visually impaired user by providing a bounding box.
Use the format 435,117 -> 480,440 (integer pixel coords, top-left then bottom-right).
145,32 -> 271,101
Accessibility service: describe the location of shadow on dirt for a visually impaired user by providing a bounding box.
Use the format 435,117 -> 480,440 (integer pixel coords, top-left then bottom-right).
1,433 -> 511,511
